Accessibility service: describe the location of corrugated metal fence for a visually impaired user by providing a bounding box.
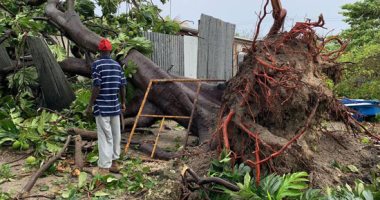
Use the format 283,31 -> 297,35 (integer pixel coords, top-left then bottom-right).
197,14 -> 235,80
143,14 -> 235,79
142,32 -> 184,76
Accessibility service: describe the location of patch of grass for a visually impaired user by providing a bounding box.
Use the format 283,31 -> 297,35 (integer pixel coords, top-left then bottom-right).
0,164 -> 15,183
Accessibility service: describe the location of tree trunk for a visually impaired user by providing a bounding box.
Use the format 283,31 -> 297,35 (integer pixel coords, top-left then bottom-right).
58,53 -> 223,142
27,36 -> 75,110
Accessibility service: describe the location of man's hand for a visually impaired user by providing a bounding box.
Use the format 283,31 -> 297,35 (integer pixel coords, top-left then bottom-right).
121,104 -> 126,113
85,106 -> 93,117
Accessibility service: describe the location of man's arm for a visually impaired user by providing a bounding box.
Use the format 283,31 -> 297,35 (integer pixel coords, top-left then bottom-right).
119,66 -> 127,113
86,86 -> 100,116
89,86 -> 100,107
119,86 -> 126,113
86,62 -> 101,116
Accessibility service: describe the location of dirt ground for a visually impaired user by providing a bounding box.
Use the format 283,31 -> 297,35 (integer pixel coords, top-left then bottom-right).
274,121 -> 380,188
0,121 -> 214,200
1,121 -> 379,199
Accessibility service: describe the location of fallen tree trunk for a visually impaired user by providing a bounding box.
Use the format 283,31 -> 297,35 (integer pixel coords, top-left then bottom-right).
27,36 -> 75,111
58,55 -> 223,142
67,128 -> 179,160
74,135 -> 84,170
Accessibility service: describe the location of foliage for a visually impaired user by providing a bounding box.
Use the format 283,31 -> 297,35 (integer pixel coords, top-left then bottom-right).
334,0 -> 380,99
208,149 -> 251,183
75,0 -> 96,19
340,0 -> 380,51
0,83 -> 95,159
49,44 -> 66,62
325,178 -> 380,200
60,158 -> 156,199
6,67 -> 38,95
0,191 -> 11,200
206,150 -> 379,200
0,164 -> 15,184
110,33 -> 153,59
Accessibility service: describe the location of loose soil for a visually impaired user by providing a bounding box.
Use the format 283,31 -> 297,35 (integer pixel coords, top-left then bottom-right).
1,121 -> 379,199
0,121 -> 214,200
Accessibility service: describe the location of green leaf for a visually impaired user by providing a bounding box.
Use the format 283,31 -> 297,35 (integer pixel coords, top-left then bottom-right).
46,142 -> 62,153
94,191 -> 109,197
275,172 -> 309,200
347,165 -> 359,173
243,172 -> 251,189
87,155 -> 99,163
39,185 -> 49,191
0,138 -> 15,145
61,190 -> 71,198
78,172 -> 88,188
362,190 -> 374,200
106,177 -> 118,183
260,173 -> 283,198
48,44 -> 66,62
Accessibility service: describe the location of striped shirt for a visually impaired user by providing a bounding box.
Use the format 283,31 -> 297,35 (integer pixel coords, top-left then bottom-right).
91,56 -> 126,116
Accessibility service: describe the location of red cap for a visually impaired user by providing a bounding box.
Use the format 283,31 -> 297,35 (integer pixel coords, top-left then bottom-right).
98,38 -> 112,51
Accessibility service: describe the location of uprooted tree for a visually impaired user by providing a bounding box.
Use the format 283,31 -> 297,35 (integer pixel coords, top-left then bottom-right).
1,0 -> 379,187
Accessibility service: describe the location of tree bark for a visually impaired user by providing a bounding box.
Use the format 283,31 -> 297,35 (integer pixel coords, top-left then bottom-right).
25,0 -> 47,6
67,128 -> 179,160
46,0 -> 101,52
27,36 -> 75,111
74,135 -> 84,170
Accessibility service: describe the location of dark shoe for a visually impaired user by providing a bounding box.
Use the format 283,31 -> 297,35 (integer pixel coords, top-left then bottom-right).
92,167 -> 109,176
109,161 -> 121,173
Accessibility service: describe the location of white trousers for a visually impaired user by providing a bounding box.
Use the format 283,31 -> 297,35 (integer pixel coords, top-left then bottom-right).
95,115 -> 121,168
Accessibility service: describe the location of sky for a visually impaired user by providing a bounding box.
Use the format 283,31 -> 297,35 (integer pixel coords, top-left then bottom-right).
150,0 -> 358,38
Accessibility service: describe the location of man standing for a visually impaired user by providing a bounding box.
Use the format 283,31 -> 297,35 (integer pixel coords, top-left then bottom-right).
86,38 -> 126,174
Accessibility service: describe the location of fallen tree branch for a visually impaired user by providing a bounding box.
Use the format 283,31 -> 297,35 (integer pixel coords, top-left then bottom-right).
0,3 -> 15,16
17,135 -> 72,198
17,194 -> 54,199
25,0 -> 47,6
67,128 -> 179,160
74,135 -> 84,170
181,165 -> 239,192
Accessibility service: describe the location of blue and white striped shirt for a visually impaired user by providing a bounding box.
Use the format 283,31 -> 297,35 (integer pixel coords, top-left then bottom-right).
91,56 -> 126,116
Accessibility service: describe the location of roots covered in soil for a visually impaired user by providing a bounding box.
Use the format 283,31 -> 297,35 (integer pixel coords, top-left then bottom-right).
213,17 -> 380,186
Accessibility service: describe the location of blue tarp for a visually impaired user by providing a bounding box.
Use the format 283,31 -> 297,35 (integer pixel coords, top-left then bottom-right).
340,98 -> 380,120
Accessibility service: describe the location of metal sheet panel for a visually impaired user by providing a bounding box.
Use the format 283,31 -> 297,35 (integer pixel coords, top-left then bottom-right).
142,32 -> 185,76
197,14 -> 236,80
184,36 -> 198,78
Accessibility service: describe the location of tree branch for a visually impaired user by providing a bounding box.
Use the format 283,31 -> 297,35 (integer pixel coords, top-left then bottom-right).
131,0 -> 140,9
17,135 -> 72,198
25,0 -> 47,6
268,0 -> 287,36
0,3 -> 15,16
46,0 -> 101,52
0,30 -> 16,45
67,0 -> 75,11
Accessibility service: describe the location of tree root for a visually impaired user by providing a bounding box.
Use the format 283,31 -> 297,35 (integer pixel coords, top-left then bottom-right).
181,165 -> 239,199
17,135 -> 72,198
